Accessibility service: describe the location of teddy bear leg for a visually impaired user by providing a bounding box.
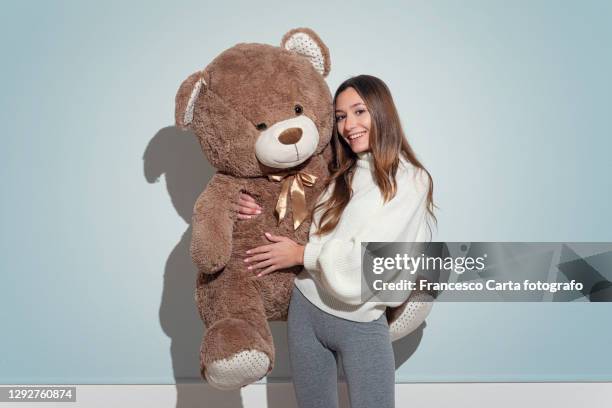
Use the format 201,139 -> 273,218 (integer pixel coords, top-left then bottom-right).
387,291 -> 434,342
201,300 -> 274,390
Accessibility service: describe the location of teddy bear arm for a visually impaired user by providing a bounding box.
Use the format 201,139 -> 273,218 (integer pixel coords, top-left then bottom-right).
190,174 -> 242,274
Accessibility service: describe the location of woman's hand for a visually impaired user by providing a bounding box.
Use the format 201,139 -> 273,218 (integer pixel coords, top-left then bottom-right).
245,232 -> 305,277
233,193 -> 262,220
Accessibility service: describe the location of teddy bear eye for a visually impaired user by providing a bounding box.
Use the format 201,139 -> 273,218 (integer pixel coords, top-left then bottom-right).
256,123 -> 268,131
294,104 -> 303,115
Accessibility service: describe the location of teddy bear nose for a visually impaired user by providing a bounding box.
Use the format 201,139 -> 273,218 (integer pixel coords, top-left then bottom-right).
278,128 -> 303,145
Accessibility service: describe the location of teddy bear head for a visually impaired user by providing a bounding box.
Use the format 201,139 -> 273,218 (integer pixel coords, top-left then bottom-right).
175,28 -> 333,177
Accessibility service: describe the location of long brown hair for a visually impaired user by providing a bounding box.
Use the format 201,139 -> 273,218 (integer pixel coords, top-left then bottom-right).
314,75 -> 436,236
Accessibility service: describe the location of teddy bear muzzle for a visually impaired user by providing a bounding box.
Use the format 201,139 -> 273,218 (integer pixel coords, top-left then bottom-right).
255,115 -> 320,169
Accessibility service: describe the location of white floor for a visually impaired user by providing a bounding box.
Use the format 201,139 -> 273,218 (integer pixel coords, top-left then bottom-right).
2,383 -> 610,407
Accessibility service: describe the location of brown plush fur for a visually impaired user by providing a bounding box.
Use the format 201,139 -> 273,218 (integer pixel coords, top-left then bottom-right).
175,29 -> 334,386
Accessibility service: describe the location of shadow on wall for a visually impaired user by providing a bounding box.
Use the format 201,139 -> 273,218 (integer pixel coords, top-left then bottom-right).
143,126 -> 428,408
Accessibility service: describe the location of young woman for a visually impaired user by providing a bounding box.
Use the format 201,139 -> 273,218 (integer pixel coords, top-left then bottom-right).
237,75 -> 435,408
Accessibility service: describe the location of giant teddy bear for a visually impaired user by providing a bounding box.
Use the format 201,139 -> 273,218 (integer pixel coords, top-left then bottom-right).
175,28 -> 433,390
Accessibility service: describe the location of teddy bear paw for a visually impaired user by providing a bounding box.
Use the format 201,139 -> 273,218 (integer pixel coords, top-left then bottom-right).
389,292 -> 434,342
205,349 -> 270,390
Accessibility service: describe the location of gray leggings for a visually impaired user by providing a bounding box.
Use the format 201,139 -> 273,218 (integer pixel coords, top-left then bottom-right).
287,286 -> 395,408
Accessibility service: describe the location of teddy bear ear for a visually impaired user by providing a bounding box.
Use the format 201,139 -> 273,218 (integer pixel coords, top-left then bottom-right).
175,71 -> 207,129
281,28 -> 331,78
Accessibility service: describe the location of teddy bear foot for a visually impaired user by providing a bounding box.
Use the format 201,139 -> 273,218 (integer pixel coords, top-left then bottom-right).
389,292 -> 434,342
205,349 -> 270,390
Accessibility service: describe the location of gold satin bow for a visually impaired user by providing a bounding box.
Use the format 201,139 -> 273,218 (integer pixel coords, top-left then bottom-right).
268,171 -> 318,230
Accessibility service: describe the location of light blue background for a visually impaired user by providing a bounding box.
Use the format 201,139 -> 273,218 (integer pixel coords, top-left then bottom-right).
1,0 -> 611,383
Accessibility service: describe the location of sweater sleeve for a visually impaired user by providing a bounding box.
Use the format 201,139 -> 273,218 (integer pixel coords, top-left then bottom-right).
303,167 -> 431,305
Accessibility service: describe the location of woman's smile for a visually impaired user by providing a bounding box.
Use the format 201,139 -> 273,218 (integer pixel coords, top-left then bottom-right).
348,131 -> 367,140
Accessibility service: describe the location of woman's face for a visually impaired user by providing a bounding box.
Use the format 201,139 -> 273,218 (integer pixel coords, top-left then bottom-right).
335,87 -> 371,154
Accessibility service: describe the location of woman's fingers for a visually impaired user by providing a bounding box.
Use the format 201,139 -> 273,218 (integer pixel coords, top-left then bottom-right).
244,253 -> 270,263
238,197 -> 259,210
256,265 -> 278,277
264,232 -> 286,242
239,193 -> 262,210
232,204 -> 253,219
239,193 -> 254,202
248,259 -> 274,270
246,245 -> 272,255
244,234 -> 300,275
238,199 -> 261,215
233,193 -> 262,219
240,193 -> 257,203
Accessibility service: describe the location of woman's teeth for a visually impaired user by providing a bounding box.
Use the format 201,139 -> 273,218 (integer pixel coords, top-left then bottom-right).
349,131 -> 365,140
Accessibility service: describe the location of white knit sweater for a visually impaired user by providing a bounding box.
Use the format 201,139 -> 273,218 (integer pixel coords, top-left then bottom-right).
294,151 -> 431,322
